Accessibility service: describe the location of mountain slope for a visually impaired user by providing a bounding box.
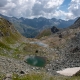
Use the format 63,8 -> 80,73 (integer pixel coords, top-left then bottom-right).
0,17 -> 59,75
0,17 -> 23,45
0,17 -> 26,56
0,16 -> 80,80
0,14 -> 77,38
40,17 -> 80,73
0,14 -> 38,38
36,26 -> 59,39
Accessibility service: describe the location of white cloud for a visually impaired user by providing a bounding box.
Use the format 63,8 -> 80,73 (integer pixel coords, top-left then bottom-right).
32,0 -> 64,18
44,0 -> 64,8
67,0 -> 80,19
0,0 -> 80,20
0,0 -> 8,7
0,0 -> 65,18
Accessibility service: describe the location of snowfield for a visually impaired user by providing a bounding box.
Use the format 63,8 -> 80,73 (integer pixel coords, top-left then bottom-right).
57,67 -> 80,76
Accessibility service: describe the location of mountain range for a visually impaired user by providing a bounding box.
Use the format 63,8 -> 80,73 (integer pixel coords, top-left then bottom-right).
0,14 -> 77,38
0,15 -> 80,79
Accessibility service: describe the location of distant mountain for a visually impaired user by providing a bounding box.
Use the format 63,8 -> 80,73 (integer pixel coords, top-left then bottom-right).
17,17 -> 77,29
0,14 -> 38,38
0,14 -> 77,38
70,17 -> 80,29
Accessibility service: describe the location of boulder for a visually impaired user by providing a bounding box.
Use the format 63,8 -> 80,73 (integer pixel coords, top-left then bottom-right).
51,26 -> 59,33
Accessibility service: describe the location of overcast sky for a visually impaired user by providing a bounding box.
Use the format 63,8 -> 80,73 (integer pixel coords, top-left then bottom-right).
0,0 -> 80,20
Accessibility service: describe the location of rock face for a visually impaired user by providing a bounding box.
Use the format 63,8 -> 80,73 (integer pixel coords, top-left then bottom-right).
51,26 -> 59,33
70,17 -> 80,29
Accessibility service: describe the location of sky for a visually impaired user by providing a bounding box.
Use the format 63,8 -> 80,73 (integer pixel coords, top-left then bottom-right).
0,0 -> 80,20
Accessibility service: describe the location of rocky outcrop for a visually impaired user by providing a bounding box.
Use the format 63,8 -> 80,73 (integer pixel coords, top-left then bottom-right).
70,17 -> 80,29
51,26 -> 59,33
74,70 -> 80,76
0,56 -> 30,74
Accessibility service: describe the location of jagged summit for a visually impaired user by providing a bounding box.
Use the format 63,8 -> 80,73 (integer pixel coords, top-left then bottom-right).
74,17 -> 80,24
70,17 -> 80,29
51,26 -> 59,33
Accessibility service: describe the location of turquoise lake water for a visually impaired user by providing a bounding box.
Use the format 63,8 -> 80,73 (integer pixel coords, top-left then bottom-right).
25,56 -> 46,67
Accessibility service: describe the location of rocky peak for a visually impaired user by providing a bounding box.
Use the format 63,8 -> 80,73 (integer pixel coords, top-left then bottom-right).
51,26 -> 59,33
74,17 -> 80,24
70,17 -> 80,29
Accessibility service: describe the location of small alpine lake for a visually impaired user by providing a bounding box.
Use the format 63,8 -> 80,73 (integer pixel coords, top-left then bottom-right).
25,56 -> 47,67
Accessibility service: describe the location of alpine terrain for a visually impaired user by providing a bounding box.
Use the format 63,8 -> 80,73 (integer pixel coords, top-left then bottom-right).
0,16 -> 80,80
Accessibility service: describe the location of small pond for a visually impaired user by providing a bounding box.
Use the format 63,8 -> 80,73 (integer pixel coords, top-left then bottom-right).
25,56 -> 47,67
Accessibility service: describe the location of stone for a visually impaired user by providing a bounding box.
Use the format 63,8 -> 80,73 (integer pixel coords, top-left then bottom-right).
73,70 -> 80,76
3,73 -> 12,80
20,71 -> 25,74
6,73 -> 12,78
51,26 -> 59,33
35,50 -> 38,53
0,31 -> 4,37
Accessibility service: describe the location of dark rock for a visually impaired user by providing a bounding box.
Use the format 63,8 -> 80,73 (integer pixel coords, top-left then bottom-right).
20,71 -> 25,74
73,70 -> 80,76
70,46 -> 80,53
0,32 -> 4,37
70,17 -> 80,29
35,50 -> 38,53
51,26 -> 59,33
59,33 -> 63,38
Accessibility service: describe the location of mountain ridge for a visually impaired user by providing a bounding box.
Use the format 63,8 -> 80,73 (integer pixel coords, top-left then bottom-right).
0,14 -> 77,38
0,15 -> 80,79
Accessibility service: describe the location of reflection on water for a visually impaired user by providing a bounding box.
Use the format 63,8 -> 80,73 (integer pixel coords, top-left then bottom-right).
25,56 -> 47,67
30,41 -> 48,47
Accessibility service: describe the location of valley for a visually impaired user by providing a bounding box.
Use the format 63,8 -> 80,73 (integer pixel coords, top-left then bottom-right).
0,16 -> 80,80
0,14 -> 77,38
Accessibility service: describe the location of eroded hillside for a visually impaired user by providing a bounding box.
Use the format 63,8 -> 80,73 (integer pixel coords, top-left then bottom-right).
0,17 -> 80,80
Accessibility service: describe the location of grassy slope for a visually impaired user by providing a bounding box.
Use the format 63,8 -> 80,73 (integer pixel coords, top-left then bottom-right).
0,73 -> 79,80
13,76 -> 80,80
0,17 -> 54,59
0,17 -> 25,58
36,28 -> 52,39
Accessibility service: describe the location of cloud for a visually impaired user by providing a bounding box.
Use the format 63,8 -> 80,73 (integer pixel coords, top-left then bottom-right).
0,0 -> 8,7
0,0 -> 36,17
0,0 -> 80,20
68,0 -> 80,18
0,0 -> 65,18
62,0 -> 80,20
32,0 -> 64,18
